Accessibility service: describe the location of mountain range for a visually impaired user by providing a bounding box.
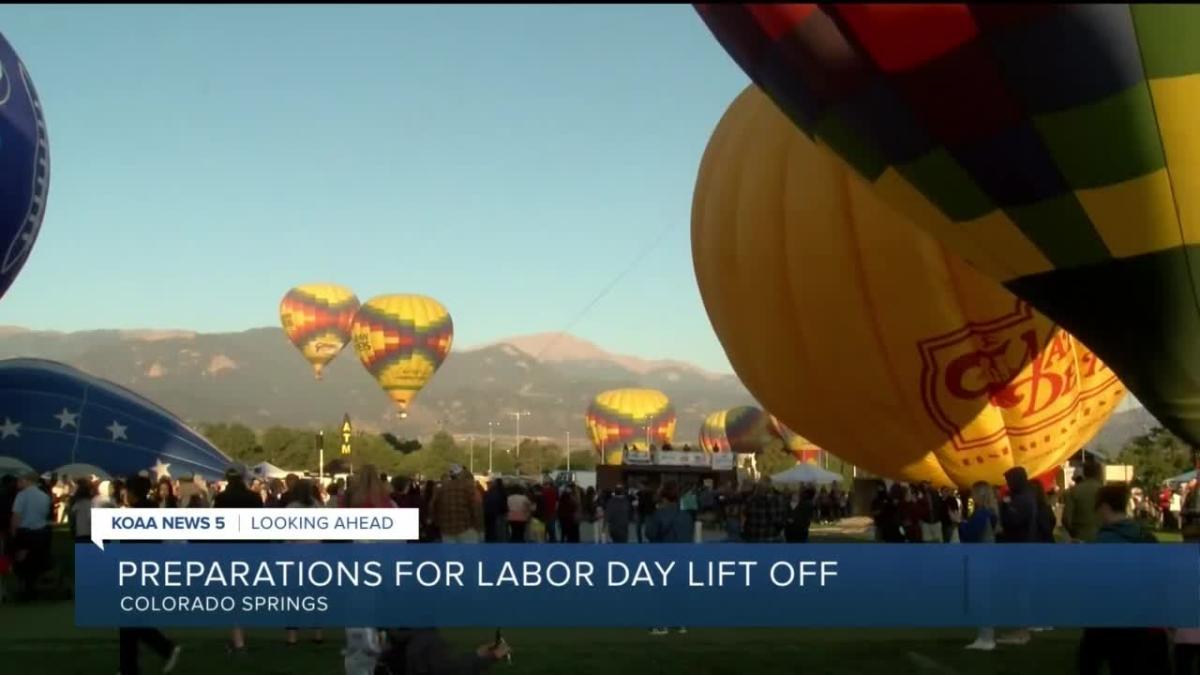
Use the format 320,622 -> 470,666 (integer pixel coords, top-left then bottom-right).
0,325 -> 1158,455
0,326 -> 757,442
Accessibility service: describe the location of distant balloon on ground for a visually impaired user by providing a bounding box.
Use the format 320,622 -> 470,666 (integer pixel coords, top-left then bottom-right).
695,4 -> 1200,447
585,388 -> 676,465
351,294 -> 453,420
0,33 -> 49,303
0,359 -> 233,479
279,283 -> 360,380
699,406 -> 775,455
691,86 -> 1125,488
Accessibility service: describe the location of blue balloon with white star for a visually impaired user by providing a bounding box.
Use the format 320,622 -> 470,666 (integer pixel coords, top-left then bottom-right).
0,359 -> 233,479
0,32 -> 49,303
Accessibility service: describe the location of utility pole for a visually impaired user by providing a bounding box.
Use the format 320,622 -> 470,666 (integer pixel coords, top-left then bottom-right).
566,431 -> 571,473
487,421 -> 497,475
317,430 -> 324,482
508,411 -> 530,459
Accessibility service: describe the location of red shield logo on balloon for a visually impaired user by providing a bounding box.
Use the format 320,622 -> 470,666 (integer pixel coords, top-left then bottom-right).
918,300 -> 1121,469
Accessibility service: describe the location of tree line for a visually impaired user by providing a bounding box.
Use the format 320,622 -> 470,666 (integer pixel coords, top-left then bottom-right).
199,422 -> 599,478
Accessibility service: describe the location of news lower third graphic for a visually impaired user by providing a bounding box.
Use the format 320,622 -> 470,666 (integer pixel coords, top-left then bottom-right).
74,509 -> 1200,629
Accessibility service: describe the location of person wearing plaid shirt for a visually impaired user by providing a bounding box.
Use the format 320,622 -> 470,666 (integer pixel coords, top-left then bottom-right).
741,480 -> 785,543
431,465 -> 483,543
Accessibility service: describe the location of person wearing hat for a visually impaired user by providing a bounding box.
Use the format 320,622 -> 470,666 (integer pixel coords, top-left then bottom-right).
212,465 -> 262,654
430,464 -> 483,544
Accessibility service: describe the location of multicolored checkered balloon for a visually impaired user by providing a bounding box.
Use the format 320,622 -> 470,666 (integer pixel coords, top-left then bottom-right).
279,283 -> 360,380
696,4 -> 1200,446
585,388 -> 676,465
699,406 -> 775,455
351,294 -> 453,420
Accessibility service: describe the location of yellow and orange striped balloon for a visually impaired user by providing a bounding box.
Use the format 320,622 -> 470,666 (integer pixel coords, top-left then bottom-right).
279,283 -> 360,380
351,294 -> 453,419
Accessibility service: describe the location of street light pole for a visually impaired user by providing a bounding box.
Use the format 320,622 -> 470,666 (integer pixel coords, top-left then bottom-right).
487,422 -> 497,475
317,430 -> 325,482
566,431 -> 571,473
469,435 -> 475,475
508,411 -> 530,459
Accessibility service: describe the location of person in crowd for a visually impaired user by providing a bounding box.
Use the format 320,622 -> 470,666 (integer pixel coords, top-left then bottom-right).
540,479 -> 559,543
375,628 -> 510,674
1078,483 -> 1168,675
1064,459 -> 1104,541
431,465 -> 482,543
69,479 -> 94,543
580,485 -> 597,543
829,482 -> 844,521
604,485 -> 633,544
344,466 -> 396,509
742,479 -> 784,543
285,479 -> 324,647
9,471 -> 52,602
212,465 -> 262,654
635,486 -> 657,543
506,485 -> 533,543
719,485 -> 743,543
281,473 -> 300,507
1030,480 -> 1058,543
344,626 -> 384,675
1159,483 -> 1174,529
155,477 -> 179,508
784,487 -> 815,543
421,480 -> 440,543
483,478 -> 508,543
961,481 -> 1000,651
645,481 -> 693,636
940,487 -> 962,543
558,484 -> 581,543
680,483 -> 699,523
994,467 -> 1041,647
902,483 -> 927,543
118,474 -> 183,675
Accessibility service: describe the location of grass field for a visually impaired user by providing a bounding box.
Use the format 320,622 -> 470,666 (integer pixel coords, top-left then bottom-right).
0,601 -> 1080,675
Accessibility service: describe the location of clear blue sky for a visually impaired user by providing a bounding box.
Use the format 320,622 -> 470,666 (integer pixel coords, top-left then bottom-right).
0,5 -> 749,372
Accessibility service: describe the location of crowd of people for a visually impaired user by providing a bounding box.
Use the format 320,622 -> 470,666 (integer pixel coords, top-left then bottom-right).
2,456 -> 1197,674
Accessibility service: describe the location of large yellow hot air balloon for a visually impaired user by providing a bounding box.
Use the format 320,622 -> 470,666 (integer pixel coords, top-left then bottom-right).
351,294 -> 453,420
696,4 -> 1200,448
279,284 -> 360,380
585,388 -> 676,466
698,406 -> 775,455
692,86 -> 1126,488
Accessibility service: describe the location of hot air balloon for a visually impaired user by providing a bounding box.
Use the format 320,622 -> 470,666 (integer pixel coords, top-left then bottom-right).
0,359 -> 233,479
585,388 -> 676,465
279,283 -> 360,380
691,86 -> 1126,488
698,406 -> 776,455
770,415 -> 823,464
0,33 -> 49,303
351,294 -> 453,420
695,4 -> 1200,448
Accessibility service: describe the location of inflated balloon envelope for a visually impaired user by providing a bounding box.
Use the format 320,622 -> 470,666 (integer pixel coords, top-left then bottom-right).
585,388 -> 676,466
699,406 -> 775,455
351,294 -> 454,420
279,283 -> 360,380
691,86 -> 1126,488
0,359 -> 233,480
695,4 -> 1199,447
0,32 -> 49,303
